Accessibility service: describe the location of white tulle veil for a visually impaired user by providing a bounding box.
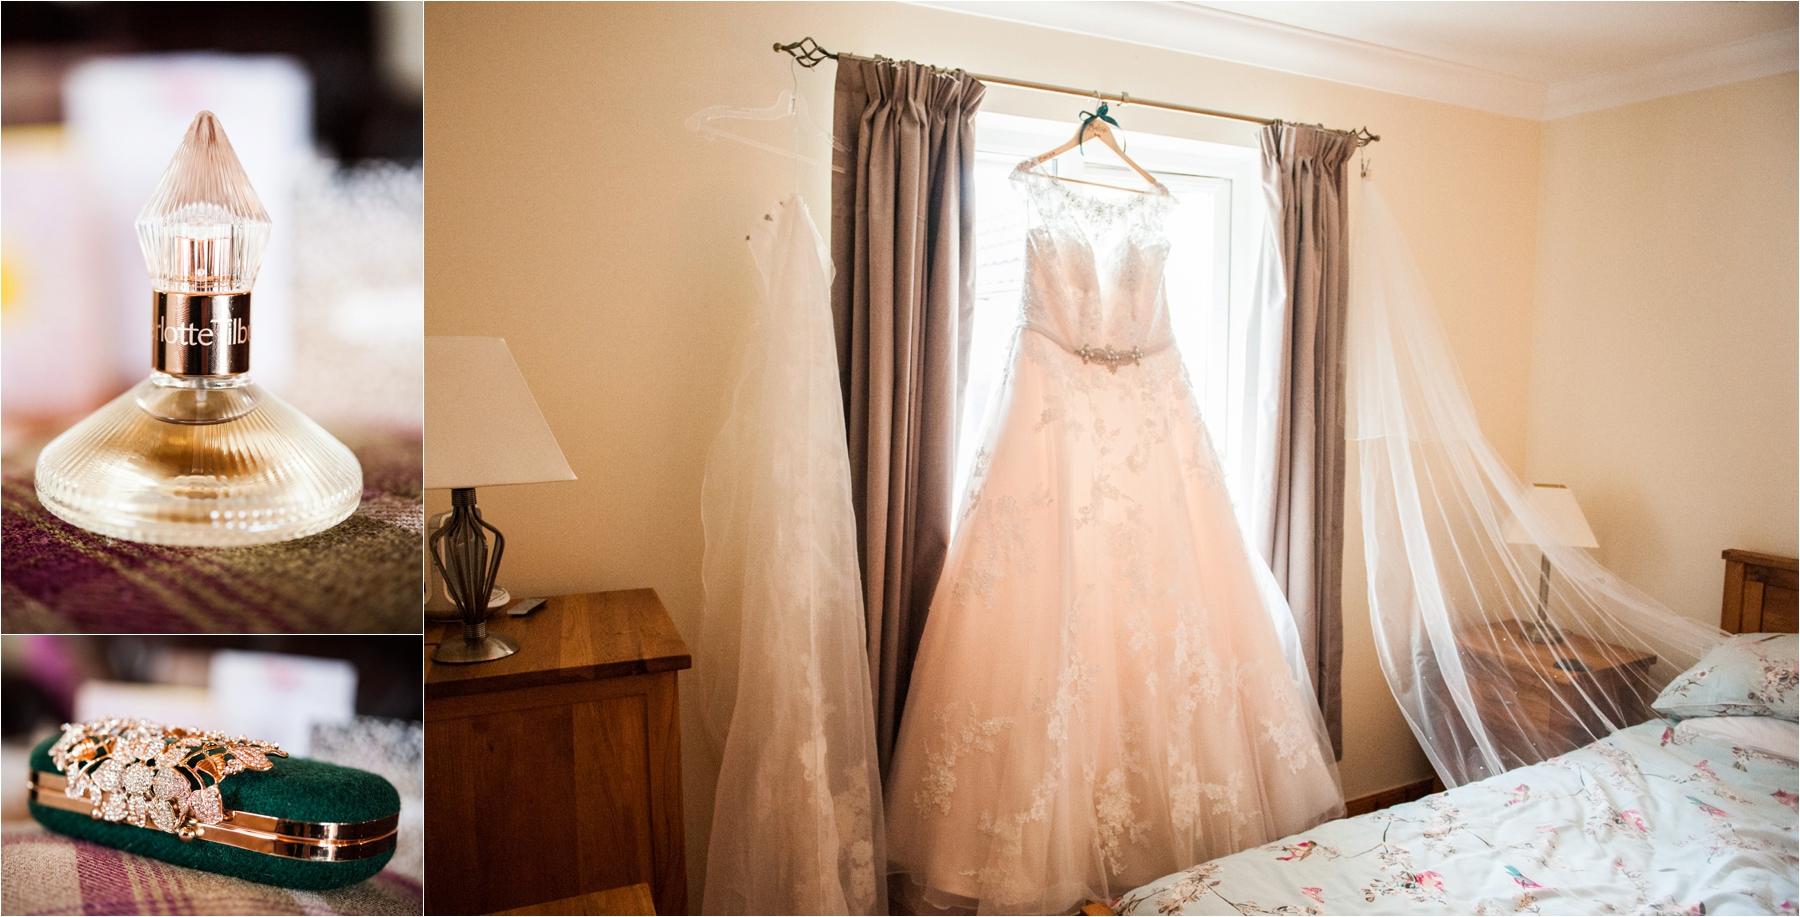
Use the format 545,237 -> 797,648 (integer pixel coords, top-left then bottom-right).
697,195 -> 885,914
1347,178 -> 1728,787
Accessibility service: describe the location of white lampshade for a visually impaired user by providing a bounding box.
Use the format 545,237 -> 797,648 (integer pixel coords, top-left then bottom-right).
424,336 -> 576,490
1503,482 -> 1598,548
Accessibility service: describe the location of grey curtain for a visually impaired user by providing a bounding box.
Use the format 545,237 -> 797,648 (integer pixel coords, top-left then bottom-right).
830,57 -> 985,772
1256,122 -> 1356,758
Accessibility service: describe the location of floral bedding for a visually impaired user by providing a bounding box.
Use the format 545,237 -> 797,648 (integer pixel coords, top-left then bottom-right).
1654,633 -> 1799,721
1116,721 -> 1798,916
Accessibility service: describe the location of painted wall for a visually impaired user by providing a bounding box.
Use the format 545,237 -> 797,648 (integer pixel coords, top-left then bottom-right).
1527,73 -> 1798,623
424,1 -> 1544,899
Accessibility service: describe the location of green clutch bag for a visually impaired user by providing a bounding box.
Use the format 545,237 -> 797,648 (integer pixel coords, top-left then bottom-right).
28,718 -> 400,890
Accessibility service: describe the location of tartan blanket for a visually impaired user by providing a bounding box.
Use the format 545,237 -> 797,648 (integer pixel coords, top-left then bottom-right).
2,428 -> 422,634
1,823 -> 422,916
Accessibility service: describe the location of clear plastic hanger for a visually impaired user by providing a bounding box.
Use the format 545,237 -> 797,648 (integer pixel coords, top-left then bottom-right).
685,88 -> 848,175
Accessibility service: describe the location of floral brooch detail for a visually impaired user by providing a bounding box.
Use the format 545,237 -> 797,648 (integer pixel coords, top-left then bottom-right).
48,718 -> 286,839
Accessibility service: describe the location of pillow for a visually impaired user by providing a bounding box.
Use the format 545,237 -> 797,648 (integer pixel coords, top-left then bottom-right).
1653,633 -> 1798,721
1673,716 -> 1799,762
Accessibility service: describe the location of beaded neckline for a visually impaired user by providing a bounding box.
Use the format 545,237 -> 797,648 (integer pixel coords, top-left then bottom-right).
1011,161 -> 1172,221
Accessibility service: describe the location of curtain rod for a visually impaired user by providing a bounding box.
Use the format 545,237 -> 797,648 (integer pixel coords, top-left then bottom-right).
774,37 -> 1379,146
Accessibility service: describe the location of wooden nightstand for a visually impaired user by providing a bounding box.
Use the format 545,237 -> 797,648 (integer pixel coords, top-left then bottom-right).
1460,619 -> 1657,767
424,590 -> 691,915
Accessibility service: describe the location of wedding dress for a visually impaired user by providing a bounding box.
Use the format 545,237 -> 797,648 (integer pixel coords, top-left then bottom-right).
698,195 -> 884,914
885,165 -> 1344,913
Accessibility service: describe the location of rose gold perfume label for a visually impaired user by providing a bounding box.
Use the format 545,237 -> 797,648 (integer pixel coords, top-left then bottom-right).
152,292 -> 251,376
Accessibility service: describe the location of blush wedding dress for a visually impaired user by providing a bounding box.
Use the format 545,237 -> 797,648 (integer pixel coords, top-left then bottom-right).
885,164 -> 1345,913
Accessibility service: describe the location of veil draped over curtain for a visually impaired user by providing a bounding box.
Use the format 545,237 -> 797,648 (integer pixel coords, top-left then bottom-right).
1347,179 -> 1727,787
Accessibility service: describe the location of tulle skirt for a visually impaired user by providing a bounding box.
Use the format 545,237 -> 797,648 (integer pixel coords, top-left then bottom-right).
885,332 -> 1345,913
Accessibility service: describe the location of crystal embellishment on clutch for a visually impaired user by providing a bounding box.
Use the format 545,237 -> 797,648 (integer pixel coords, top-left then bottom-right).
30,717 -> 402,873
33,111 -> 362,545
49,718 -> 286,837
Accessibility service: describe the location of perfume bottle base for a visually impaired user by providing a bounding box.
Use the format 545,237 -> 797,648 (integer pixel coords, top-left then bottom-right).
35,489 -> 361,548
34,379 -> 363,547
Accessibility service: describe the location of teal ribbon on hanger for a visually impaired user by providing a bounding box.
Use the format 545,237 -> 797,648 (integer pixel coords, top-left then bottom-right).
1077,101 -> 1120,151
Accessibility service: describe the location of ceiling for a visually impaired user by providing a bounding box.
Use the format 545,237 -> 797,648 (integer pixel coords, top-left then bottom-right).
1188,2 -> 1792,85
923,1 -> 1799,119
1193,2 -> 1794,86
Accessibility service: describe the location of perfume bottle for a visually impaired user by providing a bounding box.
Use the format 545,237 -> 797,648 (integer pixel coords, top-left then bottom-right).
35,111 -> 361,546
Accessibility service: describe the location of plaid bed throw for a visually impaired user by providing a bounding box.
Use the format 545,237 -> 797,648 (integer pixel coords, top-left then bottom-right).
2,824 -> 421,916
1,428 -> 422,634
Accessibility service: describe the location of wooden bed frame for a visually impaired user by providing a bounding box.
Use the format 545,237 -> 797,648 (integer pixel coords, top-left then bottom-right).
1080,548 -> 1799,917
1720,548 -> 1798,635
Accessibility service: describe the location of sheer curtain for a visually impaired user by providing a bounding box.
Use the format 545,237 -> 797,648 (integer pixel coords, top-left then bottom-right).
1347,178 -> 1727,786
698,197 -> 884,914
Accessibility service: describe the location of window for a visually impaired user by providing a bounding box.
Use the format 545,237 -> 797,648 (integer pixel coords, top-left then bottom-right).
956,111 -> 1268,531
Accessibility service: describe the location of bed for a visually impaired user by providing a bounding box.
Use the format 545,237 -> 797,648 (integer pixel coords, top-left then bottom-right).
1106,550 -> 1799,917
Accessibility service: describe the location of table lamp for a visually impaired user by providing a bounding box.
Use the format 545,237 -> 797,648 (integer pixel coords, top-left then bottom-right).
1502,482 -> 1599,645
425,337 -> 575,663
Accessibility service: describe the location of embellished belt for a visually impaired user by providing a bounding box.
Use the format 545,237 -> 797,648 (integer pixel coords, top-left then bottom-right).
30,718 -> 398,862
1020,323 -> 1171,373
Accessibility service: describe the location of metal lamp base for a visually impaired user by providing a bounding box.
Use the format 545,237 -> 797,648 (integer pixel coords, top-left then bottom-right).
1525,553 -> 1568,645
428,486 -> 516,665
1521,621 -> 1568,646
433,620 -> 518,664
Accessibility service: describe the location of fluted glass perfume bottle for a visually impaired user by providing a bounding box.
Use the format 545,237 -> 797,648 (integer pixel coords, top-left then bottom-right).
35,111 -> 361,546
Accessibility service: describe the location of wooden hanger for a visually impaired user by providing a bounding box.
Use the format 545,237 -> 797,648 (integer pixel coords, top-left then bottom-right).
1020,102 -> 1163,195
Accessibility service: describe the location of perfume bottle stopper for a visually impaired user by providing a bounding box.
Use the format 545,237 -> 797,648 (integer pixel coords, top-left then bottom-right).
137,111 -> 270,377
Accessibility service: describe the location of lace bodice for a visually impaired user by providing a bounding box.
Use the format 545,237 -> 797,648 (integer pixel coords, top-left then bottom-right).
1011,163 -> 1175,362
